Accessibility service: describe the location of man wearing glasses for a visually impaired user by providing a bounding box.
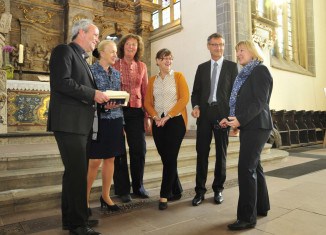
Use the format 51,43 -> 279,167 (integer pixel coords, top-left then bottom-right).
191,33 -> 238,207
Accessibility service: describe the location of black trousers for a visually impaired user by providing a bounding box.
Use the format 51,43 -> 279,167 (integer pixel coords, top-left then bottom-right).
195,105 -> 229,194
54,131 -> 89,229
114,107 -> 146,195
237,128 -> 271,223
152,115 -> 186,198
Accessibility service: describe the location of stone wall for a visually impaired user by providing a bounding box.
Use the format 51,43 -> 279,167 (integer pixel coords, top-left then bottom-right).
7,0 -> 158,80
0,0 -> 159,133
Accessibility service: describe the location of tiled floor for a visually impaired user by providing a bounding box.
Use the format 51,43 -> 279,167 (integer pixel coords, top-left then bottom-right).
1,145 -> 326,235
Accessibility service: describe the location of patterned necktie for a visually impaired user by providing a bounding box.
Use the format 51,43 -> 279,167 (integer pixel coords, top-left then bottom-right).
208,62 -> 218,104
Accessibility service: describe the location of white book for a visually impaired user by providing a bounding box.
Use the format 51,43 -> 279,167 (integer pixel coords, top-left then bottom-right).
103,90 -> 130,106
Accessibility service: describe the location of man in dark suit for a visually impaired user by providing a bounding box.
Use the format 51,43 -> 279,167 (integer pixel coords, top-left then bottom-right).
47,19 -> 109,235
191,33 -> 238,206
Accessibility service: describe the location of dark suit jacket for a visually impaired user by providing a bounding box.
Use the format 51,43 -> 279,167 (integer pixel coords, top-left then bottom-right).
191,59 -> 238,122
235,64 -> 273,130
47,42 -> 96,135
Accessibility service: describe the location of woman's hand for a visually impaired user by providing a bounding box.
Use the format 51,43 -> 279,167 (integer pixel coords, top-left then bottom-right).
103,101 -> 120,110
220,117 -> 240,135
144,117 -> 152,133
219,116 -> 240,129
226,116 -> 240,128
155,115 -> 170,127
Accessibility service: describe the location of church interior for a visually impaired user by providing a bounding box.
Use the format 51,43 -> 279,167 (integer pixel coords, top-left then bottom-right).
0,0 -> 326,234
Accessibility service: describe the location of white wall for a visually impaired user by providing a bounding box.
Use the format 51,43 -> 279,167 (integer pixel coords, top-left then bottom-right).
151,0 -> 216,129
150,0 -> 326,129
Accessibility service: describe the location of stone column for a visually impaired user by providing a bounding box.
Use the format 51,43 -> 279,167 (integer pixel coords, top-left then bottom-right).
0,70 -> 6,133
65,0 -> 104,43
0,8 -> 13,134
134,0 -> 160,70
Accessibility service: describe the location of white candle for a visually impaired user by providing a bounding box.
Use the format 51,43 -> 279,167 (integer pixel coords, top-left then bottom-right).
18,44 -> 24,64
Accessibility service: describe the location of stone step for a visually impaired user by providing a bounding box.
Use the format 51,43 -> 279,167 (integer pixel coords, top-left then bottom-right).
0,139 -> 269,191
0,132 -> 56,145
144,143 -> 270,173
0,137 -> 241,171
0,133 -> 287,216
0,148 -> 288,216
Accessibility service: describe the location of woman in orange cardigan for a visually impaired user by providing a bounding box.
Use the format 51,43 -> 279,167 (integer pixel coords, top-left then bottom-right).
144,48 -> 189,210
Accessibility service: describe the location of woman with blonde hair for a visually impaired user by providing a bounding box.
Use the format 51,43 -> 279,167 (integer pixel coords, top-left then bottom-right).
87,40 -> 125,213
220,40 -> 273,230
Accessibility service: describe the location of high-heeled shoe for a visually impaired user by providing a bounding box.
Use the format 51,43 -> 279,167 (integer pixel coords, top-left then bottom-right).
159,201 -> 168,210
88,207 -> 92,216
100,196 -> 120,211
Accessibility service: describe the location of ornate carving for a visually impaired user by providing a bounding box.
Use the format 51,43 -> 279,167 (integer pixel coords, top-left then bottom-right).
252,19 -> 275,49
105,0 -> 131,12
21,43 -> 53,72
72,14 -> 89,23
0,0 -> 5,14
18,5 -> 55,24
0,12 -> 12,34
94,15 -> 105,24
94,15 -> 113,31
43,36 -> 53,43
139,24 -> 153,33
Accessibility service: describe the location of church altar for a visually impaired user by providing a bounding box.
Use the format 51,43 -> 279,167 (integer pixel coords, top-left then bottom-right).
6,80 -> 50,132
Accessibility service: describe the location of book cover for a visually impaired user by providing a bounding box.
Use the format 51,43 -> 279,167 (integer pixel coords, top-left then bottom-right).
103,90 -> 130,106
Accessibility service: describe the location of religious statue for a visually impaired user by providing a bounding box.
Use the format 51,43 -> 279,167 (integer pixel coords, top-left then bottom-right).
0,12 -> 12,68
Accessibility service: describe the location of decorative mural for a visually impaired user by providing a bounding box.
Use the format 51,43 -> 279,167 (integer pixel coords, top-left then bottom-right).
7,90 -> 49,131
0,0 -> 159,134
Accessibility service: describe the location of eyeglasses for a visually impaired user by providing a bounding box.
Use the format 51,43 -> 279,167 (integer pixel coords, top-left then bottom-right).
209,43 -> 225,48
160,57 -> 173,61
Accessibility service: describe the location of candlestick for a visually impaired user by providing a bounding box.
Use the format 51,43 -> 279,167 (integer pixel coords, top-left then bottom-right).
18,44 -> 24,64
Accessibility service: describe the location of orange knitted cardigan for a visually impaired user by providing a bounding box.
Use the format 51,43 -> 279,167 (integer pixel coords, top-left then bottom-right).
144,71 -> 189,127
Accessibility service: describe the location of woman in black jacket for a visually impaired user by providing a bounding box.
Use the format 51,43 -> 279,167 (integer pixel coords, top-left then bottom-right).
220,40 -> 273,230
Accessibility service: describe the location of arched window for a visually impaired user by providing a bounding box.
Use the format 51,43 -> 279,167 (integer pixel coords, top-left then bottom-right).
152,0 -> 181,30
252,0 -> 315,75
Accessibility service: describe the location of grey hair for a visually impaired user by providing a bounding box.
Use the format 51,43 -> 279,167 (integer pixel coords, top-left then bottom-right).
207,33 -> 224,43
71,19 -> 93,41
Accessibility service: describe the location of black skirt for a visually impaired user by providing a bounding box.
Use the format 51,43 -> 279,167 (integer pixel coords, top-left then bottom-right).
89,117 -> 125,159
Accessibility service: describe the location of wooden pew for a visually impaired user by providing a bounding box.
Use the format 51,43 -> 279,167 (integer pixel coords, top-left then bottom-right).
294,110 -> 309,144
305,110 -> 317,143
272,110 -> 291,146
284,110 -> 300,145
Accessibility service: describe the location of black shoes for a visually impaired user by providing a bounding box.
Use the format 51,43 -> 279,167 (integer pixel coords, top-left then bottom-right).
69,226 -> 101,235
158,201 -> 168,210
192,192 -> 223,206
192,193 -> 205,206
167,194 -> 182,201
87,220 -> 99,228
63,220 -> 99,231
100,196 -> 120,212
88,207 -> 92,216
227,220 -> 256,230
133,189 -> 150,198
119,194 -> 132,203
214,192 -> 224,204
258,211 -> 268,217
